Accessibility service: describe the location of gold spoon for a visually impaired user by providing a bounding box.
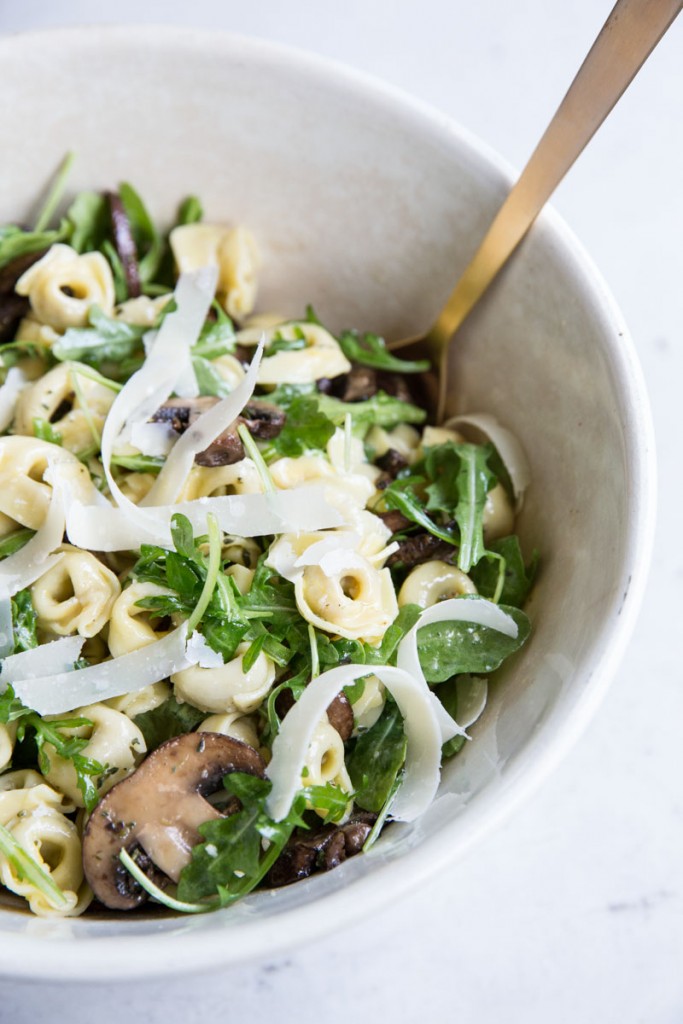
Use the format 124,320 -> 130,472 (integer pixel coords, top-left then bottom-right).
389,0 -> 682,422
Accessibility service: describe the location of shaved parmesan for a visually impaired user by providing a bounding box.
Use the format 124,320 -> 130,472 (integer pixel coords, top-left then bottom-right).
129,420 -> 178,457
0,595 -> 13,659
10,625 -> 193,715
266,663 -> 460,824
0,636 -> 85,692
445,413 -> 530,508
185,630 -> 224,669
65,484 -> 344,552
396,597 -> 518,741
142,335 -> 265,507
0,479 -> 66,597
0,367 -> 28,432
454,674 -> 488,730
99,270 -> 217,538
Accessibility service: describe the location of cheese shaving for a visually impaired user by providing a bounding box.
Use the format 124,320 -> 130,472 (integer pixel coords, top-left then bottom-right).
142,335 -> 265,507
0,367 -> 28,433
129,420 -> 178,457
99,269 -> 217,538
445,412 -> 530,508
65,484 -> 344,552
266,663 -> 460,824
0,636 -> 85,692
0,596 -> 13,659
0,478 -> 66,598
10,625 -> 194,715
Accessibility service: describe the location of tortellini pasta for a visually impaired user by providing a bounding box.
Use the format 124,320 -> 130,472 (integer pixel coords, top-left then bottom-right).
171,644 -> 276,715
15,244 -> 115,331
302,717 -> 353,816
178,459 -> 264,500
237,322 -> 351,384
43,703 -> 146,807
13,361 -> 116,454
0,436 -> 97,530
31,544 -> 121,637
106,581 -> 176,658
0,807 -> 86,916
296,560 -> 398,644
198,711 -> 260,750
170,223 -> 260,319
398,560 -> 477,608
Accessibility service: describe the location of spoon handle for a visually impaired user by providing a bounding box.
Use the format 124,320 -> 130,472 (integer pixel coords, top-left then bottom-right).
421,0 -> 681,420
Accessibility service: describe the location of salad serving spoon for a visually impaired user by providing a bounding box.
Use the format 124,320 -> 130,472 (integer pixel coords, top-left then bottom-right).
389,0 -> 682,422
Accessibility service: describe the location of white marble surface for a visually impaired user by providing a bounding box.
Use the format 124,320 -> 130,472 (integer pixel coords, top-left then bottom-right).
0,1 -> 681,1020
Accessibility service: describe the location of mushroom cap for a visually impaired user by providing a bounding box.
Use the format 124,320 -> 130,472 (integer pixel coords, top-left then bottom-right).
82,731 -> 265,911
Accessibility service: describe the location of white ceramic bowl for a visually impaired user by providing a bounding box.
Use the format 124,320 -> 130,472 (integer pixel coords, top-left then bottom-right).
0,26 -> 655,980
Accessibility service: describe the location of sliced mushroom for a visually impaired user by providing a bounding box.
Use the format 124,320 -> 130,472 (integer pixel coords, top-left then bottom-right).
106,192 -> 141,298
82,732 -> 265,910
386,532 -> 455,570
151,397 -> 285,467
0,249 -> 48,343
275,687 -> 353,742
265,812 -> 377,888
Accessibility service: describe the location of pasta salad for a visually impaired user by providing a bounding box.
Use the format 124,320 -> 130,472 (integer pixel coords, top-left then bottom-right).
0,167 -> 536,916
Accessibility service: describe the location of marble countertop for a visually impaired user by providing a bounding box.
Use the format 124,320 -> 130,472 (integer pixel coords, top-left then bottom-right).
0,2 -> 681,1021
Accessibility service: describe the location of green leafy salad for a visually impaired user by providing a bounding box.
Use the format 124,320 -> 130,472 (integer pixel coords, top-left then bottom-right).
0,157 -> 536,917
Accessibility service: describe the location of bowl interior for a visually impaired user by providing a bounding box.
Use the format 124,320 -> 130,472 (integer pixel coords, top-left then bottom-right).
0,26 -> 654,977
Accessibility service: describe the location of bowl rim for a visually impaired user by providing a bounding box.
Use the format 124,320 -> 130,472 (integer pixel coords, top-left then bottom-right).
0,23 -> 657,982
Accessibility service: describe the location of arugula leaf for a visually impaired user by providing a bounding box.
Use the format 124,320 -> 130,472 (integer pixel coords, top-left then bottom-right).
133,696 -> 205,752
338,328 -> 430,374
118,182 -> 163,285
425,442 -> 495,573
191,355 -> 232,397
383,482 -> 457,546
317,390 -> 427,432
470,535 -> 539,608
10,590 -> 39,653
364,603 -> 422,664
347,700 -> 407,813
0,225 -> 61,271
177,773 -> 347,905
417,600 -> 531,682
53,306 -> 146,374
0,686 -> 106,812
64,191 -> 110,253
177,195 -> 203,225
192,305 -> 236,359
0,529 -> 34,560
269,394 -> 336,457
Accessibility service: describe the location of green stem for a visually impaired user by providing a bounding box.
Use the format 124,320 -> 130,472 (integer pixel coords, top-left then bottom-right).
186,513 -> 221,634
0,822 -> 68,910
237,424 -> 275,494
119,848 -> 214,914
33,151 -> 76,233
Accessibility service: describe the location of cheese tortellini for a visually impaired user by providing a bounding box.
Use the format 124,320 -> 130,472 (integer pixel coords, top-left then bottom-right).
31,544 -> 121,637
172,644 -> 276,714
15,244 -> 115,331
13,361 -> 116,455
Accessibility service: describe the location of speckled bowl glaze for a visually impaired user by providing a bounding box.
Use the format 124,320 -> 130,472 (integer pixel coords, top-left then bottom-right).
0,26 -> 655,980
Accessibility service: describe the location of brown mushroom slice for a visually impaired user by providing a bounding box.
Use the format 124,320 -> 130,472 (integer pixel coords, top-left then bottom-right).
275,687 -> 353,742
106,191 -> 141,298
82,731 -> 265,911
265,812 -> 377,888
151,397 -> 285,467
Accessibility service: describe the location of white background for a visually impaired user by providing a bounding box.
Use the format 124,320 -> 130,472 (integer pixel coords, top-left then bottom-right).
0,2 -> 682,1021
